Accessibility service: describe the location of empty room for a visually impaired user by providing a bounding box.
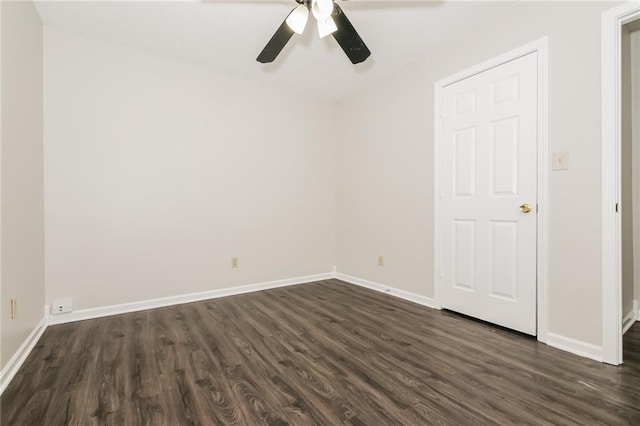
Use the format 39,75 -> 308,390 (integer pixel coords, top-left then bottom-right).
1,0 -> 640,424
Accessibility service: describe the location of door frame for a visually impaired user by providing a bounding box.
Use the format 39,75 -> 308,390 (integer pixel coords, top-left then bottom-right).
601,1 -> 640,366
433,38 -> 549,343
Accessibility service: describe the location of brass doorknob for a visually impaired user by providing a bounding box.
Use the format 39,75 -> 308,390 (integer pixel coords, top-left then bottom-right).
519,203 -> 533,213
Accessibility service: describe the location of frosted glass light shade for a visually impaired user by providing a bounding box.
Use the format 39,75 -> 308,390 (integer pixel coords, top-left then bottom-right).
312,0 -> 334,21
317,16 -> 337,38
286,5 -> 309,35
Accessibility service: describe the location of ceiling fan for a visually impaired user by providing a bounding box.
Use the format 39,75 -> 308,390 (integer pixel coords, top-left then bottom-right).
257,0 -> 370,65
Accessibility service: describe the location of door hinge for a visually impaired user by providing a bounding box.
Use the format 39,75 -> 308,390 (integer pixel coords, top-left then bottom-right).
616,202 -> 619,213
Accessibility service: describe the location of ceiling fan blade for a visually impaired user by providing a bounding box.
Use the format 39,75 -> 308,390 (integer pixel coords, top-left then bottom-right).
257,14 -> 295,63
331,4 -> 371,64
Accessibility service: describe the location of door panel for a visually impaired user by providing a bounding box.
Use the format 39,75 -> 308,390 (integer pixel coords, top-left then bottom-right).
490,116 -> 519,196
454,127 -> 477,197
453,219 -> 476,292
440,52 -> 538,335
489,220 -> 518,301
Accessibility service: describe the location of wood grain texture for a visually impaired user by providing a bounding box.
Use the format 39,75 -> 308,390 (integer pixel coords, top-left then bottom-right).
2,279 -> 640,425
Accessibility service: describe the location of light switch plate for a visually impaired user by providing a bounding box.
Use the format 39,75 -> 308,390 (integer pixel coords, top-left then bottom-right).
552,152 -> 569,171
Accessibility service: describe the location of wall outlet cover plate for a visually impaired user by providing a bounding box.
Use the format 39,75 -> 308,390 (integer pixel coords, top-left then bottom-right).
52,297 -> 73,315
552,152 -> 569,171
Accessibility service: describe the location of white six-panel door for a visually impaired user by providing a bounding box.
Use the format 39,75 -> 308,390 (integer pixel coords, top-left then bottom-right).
440,52 -> 538,335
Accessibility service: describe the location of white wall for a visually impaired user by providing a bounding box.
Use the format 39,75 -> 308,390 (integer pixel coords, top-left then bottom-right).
335,1 -> 616,346
38,2 -> 635,351
44,28 -> 335,311
1,1 -> 45,369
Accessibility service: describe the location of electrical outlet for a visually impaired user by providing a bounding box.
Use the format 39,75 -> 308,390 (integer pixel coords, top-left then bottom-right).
52,298 -> 73,315
10,298 -> 17,319
378,256 -> 385,267
231,257 -> 239,268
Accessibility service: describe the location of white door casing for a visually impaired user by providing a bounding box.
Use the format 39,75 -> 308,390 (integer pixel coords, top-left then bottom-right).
601,1 -> 640,366
439,52 -> 538,335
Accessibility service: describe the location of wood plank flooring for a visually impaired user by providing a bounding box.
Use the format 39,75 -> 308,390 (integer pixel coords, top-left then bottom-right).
2,279 -> 640,425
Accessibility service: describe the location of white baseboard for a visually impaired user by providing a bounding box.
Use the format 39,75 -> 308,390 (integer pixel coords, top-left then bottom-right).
623,305 -> 636,335
334,273 -> 439,310
334,274 -> 606,363
546,332 -> 603,362
0,313 -> 48,395
0,272 -> 618,397
635,300 -> 639,322
48,273 -> 334,325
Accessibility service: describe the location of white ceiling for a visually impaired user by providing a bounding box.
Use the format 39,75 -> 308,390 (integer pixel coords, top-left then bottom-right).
35,0 -> 521,100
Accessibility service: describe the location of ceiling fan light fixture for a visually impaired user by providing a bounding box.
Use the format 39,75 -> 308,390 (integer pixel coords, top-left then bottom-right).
286,4 -> 309,35
317,16 -> 337,39
257,0 -> 370,65
312,0 -> 334,21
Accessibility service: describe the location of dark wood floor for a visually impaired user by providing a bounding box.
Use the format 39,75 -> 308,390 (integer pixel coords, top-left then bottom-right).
2,279 -> 639,425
